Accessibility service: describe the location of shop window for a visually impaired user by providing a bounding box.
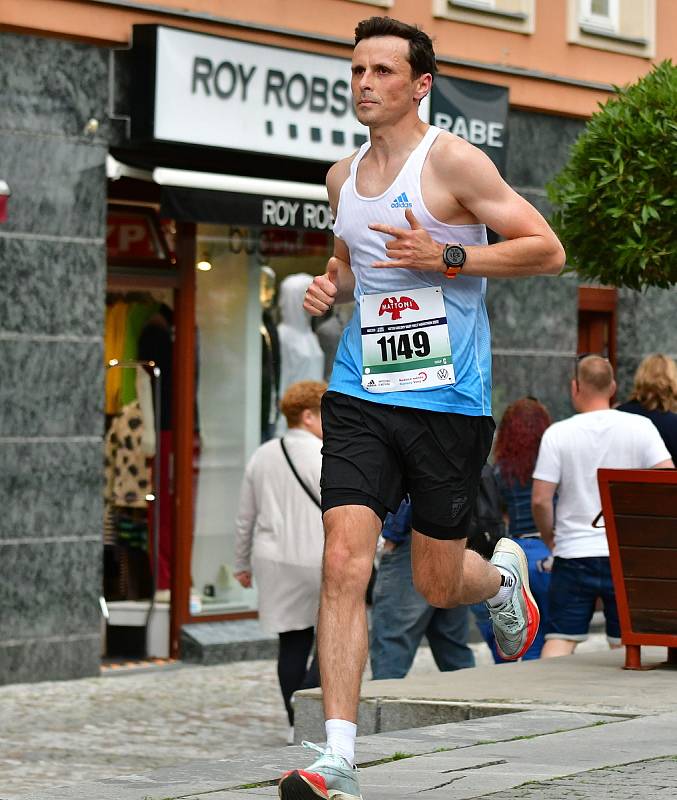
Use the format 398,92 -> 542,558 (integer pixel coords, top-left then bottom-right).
568,0 -> 656,57
434,0 -> 535,34
188,224 -> 335,617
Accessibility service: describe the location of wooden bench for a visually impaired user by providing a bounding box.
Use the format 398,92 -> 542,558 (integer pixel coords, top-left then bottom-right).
598,468 -> 677,670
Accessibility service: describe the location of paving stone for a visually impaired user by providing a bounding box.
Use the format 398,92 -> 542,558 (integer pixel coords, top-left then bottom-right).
479,756 -> 677,799
355,712 -> 677,799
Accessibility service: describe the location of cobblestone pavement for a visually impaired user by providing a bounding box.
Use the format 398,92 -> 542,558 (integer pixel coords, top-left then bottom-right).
481,756 -> 677,799
0,636 -> 609,798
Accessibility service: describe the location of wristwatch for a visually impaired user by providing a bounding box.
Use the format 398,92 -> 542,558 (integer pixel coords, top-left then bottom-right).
442,243 -> 466,278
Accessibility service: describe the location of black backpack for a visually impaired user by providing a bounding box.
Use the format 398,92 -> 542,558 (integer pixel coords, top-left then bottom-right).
466,464 -> 506,559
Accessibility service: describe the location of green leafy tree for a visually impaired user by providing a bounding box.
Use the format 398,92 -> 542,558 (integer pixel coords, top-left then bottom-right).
548,60 -> 676,290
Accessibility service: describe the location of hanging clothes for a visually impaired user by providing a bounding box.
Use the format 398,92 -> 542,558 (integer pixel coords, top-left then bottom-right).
104,301 -> 128,414
104,401 -> 151,508
119,301 -> 160,406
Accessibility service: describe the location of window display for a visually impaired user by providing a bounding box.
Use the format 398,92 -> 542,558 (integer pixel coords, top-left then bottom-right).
190,225 -> 334,615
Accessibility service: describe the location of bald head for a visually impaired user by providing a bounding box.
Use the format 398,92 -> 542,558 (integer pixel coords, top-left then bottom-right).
576,355 -> 614,395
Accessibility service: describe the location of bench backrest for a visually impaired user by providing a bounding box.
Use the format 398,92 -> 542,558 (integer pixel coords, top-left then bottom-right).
598,468 -> 677,647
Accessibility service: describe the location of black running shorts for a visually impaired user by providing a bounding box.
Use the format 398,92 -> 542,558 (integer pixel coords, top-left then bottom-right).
320,391 -> 495,541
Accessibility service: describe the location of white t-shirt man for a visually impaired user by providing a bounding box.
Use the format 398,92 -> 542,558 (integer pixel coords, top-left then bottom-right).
533,409 -> 671,559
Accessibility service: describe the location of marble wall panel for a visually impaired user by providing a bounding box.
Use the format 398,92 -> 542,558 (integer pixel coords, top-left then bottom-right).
0,32 -> 110,143
0,133 -> 106,239
0,340 -> 103,438
492,352 -> 575,424
0,440 -> 103,543
506,110 -> 585,189
0,238 -> 105,337
0,635 -> 100,686
616,287 -> 677,400
0,539 -> 101,641
486,274 -> 577,352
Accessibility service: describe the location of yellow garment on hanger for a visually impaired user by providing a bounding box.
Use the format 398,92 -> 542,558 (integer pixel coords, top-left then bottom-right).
104,301 -> 128,414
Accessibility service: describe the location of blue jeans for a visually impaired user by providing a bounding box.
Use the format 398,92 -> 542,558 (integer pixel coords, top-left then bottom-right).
546,556 -> 620,643
370,537 -> 475,679
470,537 -> 552,662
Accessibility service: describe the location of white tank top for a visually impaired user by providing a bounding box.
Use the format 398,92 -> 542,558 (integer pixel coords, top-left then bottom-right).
330,125 -> 492,416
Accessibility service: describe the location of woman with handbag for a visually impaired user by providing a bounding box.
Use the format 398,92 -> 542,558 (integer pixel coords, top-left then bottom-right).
234,380 -> 327,744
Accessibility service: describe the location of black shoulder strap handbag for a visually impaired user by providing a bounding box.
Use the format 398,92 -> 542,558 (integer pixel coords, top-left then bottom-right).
280,438 -> 322,510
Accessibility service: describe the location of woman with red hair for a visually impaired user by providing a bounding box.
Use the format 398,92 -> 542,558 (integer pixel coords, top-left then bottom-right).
494,396 -> 553,659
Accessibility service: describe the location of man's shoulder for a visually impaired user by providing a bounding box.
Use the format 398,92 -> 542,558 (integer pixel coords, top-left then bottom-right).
327,154 -> 356,187
613,408 -> 664,436
428,128 -> 492,173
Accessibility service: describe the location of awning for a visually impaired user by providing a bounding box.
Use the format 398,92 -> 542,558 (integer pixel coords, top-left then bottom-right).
107,158 -> 331,231
154,168 -> 331,231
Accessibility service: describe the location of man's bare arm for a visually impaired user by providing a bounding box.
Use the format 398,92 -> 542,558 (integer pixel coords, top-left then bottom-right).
532,479 -> 557,551
370,136 -> 565,278
304,159 -> 356,317
653,459 -> 675,469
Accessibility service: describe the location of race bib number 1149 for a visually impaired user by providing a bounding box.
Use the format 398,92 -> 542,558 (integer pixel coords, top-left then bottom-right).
360,286 -> 455,394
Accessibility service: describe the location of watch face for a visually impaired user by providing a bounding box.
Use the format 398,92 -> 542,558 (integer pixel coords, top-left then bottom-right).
445,245 -> 465,267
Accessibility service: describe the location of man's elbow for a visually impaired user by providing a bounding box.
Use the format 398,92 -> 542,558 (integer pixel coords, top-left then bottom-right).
532,498 -> 550,517
541,237 -> 566,275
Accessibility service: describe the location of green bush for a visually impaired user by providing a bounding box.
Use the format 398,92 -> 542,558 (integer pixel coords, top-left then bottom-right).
548,60 -> 677,290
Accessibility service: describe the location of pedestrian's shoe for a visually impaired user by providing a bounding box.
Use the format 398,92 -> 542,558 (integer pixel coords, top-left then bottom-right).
487,537 -> 540,660
278,741 -> 363,799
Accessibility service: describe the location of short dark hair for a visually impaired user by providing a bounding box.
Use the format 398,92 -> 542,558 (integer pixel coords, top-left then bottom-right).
354,16 -> 437,80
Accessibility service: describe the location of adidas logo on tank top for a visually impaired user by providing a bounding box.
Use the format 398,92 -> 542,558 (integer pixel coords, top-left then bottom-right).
390,192 -> 413,208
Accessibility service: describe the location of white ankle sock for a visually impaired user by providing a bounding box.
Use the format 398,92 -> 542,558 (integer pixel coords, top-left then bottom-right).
325,718 -> 357,765
487,567 -> 516,607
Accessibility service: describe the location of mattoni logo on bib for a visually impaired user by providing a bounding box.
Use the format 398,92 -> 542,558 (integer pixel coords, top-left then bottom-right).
378,295 -> 420,321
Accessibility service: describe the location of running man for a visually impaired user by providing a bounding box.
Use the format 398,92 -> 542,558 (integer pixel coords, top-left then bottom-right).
278,16 -> 565,800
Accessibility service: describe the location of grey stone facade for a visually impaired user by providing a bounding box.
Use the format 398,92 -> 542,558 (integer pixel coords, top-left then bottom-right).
616,287 -> 677,402
487,110 -> 585,423
0,32 -> 109,684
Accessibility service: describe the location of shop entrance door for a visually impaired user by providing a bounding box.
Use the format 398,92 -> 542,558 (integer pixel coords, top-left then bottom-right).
103,202 -> 185,662
578,287 -> 617,366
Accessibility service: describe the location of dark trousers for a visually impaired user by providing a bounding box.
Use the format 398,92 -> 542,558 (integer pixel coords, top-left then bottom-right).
278,627 -> 320,726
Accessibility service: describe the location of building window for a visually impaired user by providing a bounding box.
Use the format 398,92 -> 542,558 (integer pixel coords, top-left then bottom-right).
452,0 -> 496,11
580,0 -> 619,35
341,0 -> 393,7
568,0 -> 655,57
435,0 -> 535,35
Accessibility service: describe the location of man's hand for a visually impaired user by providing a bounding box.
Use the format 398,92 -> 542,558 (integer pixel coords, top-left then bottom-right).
303,257 -> 340,317
234,571 -> 252,589
370,209 -> 444,272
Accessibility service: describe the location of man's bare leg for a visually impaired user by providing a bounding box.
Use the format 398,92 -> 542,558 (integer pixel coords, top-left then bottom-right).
411,533 -> 500,607
319,505 -> 382,725
541,638 -> 577,658
411,532 -> 540,661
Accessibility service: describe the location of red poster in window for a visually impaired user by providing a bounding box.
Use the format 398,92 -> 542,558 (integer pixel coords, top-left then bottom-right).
107,211 -> 162,259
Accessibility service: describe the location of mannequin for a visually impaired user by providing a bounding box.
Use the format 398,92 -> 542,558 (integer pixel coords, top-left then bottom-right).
260,266 -> 281,442
276,273 -> 324,435
315,304 -> 352,382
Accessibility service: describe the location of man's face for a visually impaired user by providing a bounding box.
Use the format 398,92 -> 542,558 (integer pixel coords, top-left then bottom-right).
351,36 -> 430,127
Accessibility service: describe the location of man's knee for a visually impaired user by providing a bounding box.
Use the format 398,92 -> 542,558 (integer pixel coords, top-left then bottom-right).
323,537 -> 374,596
322,506 -> 380,596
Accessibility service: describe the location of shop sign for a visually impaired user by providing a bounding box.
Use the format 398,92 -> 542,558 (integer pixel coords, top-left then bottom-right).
107,210 -> 163,259
131,25 -> 370,162
430,76 -> 509,174
160,187 -> 333,232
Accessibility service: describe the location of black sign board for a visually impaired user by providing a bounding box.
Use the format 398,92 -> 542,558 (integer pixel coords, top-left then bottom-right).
430,76 -> 509,175
160,186 -> 333,232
